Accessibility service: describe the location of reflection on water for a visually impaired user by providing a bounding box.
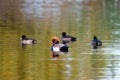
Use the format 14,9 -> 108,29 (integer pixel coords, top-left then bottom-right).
0,0 -> 120,80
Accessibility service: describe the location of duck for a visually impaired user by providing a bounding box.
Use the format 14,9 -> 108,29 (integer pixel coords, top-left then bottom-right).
21,35 -> 37,46
91,36 -> 102,49
51,36 -> 69,52
61,32 -> 76,44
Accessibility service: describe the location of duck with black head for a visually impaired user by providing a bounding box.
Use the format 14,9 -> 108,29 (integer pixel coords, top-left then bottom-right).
91,36 -> 102,49
61,32 -> 76,44
21,35 -> 37,46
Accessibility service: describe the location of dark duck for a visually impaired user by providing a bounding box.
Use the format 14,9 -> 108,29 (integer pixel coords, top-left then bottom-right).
91,36 -> 102,49
61,32 -> 76,44
21,35 -> 37,46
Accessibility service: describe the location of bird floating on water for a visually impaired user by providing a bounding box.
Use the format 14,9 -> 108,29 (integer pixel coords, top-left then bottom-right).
61,32 -> 76,44
21,35 -> 37,46
91,36 -> 102,49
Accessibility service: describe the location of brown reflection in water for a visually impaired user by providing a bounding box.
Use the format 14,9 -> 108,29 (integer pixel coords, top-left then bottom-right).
0,0 -> 24,24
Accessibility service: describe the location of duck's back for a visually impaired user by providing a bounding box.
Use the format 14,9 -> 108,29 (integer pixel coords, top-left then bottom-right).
62,35 -> 76,44
21,38 -> 37,45
51,43 -> 68,52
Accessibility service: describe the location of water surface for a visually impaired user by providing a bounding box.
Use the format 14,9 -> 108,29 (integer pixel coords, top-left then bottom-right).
0,0 -> 120,80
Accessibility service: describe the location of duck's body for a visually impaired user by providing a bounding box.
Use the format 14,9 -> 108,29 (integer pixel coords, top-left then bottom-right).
62,36 -> 76,44
91,36 -> 102,49
21,35 -> 37,46
51,43 -> 68,52
51,43 -> 68,58
61,32 -> 76,44
51,36 -> 69,57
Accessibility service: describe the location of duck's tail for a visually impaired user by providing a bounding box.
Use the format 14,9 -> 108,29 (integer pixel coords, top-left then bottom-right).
32,40 -> 37,44
60,46 -> 69,52
71,37 -> 76,42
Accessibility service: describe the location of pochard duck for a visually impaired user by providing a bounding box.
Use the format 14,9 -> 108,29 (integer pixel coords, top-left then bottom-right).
91,36 -> 102,49
21,35 -> 37,46
61,32 -> 76,44
51,36 -> 69,52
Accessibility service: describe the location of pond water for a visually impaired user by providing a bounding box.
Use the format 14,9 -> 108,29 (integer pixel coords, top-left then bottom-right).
0,0 -> 120,80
